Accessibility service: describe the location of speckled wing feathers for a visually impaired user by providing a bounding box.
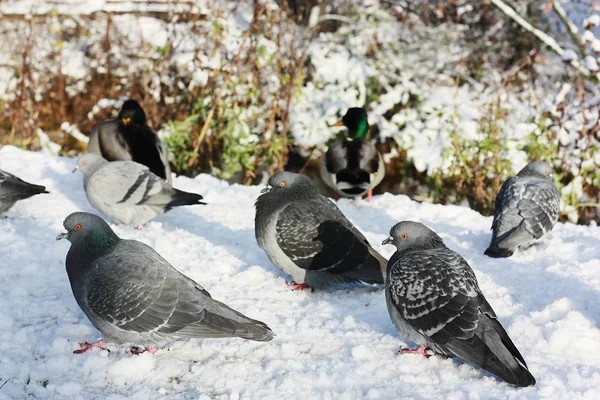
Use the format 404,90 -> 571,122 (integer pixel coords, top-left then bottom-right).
387,249 -> 480,341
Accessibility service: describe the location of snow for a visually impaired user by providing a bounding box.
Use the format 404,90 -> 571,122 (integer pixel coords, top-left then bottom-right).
0,146 -> 599,399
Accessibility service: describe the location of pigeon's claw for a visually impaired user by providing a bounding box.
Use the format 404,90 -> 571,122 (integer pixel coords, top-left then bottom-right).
289,282 -> 311,291
74,339 -> 109,354
398,345 -> 432,358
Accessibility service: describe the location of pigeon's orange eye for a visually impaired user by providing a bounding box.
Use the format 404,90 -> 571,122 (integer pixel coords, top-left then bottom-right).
75,224 -> 83,231
279,181 -> 285,187
401,233 -> 408,239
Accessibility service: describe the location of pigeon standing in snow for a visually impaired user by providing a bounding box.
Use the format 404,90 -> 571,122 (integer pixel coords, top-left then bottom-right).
382,221 -> 536,387
0,169 -> 48,213
57,212 -> 274,354
88,99 -> 172,184
255,171 -> 387,290
485,161 -> 560,258
74,154 -> 205,226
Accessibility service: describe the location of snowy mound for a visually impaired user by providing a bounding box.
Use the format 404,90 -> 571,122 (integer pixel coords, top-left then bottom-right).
0,146 -> 599,399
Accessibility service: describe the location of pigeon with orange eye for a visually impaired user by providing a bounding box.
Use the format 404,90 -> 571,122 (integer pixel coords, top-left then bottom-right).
56,212 -> 274,355
382,221 -> 536,387
255,171 -> 387,290
73,154 -> 205,226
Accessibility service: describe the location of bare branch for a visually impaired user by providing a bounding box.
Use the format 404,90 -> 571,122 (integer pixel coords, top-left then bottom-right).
489,0 -> 597,81
551,0 -> 587,57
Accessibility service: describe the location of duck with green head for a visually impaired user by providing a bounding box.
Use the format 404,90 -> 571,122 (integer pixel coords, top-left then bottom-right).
319,107 -> 385,201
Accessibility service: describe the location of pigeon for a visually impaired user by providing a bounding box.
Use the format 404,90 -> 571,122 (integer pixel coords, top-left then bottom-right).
319,108 -> 384,201
88,99 -> 172,184
485,161 -> 560,258
255,171 -> 387,289
57,212 -> 274,354
382,221 -> 536,387
0,169 -> 48,214
74,154 -> 205,226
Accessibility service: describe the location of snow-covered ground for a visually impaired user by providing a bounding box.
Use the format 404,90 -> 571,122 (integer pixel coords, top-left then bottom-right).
0,146 -> 599,400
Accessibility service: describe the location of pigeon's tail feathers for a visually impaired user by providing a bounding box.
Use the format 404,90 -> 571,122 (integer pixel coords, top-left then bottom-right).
342,247 -> 387,285
370,246 -> 388,281
3,175 -> 49,199
174,308 -> 274,342
166,189 -> 207,210
446,312 -> 536,387
484,246 -> 513,258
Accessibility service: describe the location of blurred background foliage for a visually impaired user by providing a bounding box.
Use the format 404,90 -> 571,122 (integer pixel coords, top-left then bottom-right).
0,0 -> 598,224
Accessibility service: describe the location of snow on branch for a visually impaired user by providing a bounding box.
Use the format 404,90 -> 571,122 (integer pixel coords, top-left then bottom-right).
489,0 -> 597,81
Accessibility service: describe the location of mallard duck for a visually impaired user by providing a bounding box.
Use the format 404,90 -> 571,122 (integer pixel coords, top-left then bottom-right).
87,99 -> 172,184
319,107 -> 384,201
0,169 -> 48,214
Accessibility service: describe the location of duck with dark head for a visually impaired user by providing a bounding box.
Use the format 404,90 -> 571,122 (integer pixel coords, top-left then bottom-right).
320,107 -> 384,201
87,99 -> 172,184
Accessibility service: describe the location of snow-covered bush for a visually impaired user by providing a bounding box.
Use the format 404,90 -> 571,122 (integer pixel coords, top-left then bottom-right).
0,0 -> 598,223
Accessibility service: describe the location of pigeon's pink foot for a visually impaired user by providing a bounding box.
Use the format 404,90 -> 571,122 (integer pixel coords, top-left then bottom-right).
135,224 -> 146,230
74,339 -> 109,354
333,192 -> 340,201
367,189 -> 373,202
131,346 -> 158,355
398,345 -> 431,358
289,282 -> 310,291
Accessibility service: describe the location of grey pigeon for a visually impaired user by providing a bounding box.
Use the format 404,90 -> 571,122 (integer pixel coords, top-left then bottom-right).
485,161 -> 560,258
57,212 -> 274,354
255,171 -> 387,289
75,153 -> 205,226
319,108 -> 384,201
0,169 -> 48,213
382,221 -> 536,387
88,99 -> 172,184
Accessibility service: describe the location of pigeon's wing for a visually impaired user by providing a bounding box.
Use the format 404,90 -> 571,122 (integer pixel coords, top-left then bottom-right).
275,199 -> 383,282
493,178 -> 559,239
388,249 -> 535,386
387,249 -> 481,344
0,169 -> 48,202
86,240 -> 272,340
516,181 -> 560,239
491,177 -> 516,231
87,161 -> 170,206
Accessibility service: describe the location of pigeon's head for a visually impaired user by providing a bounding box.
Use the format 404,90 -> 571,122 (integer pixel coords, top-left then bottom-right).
73,153 -> 107,176
118,99 -> 147,126
382,221 -> 445,253
57,212 -> 118,246
333,107 -> 369,139
259,171 -> 318,198
518,161 -> 554,180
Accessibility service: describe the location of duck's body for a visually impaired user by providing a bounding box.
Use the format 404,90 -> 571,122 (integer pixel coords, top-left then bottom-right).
88,100 -> 172,184
319,108 -> 384,200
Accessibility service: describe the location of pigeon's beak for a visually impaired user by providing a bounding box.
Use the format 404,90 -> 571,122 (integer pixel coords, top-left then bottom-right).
382,236 -> 393,246
72,165 -> 79,173
260,185 -> 272,194
332,120 -> 344,127
56,232 -> 69,241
